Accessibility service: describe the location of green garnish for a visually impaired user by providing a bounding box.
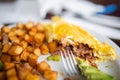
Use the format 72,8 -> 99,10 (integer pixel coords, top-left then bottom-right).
77,59 -> 116,80
53,55 -> 60,61
47,55 -> 60,61
47,55 -> 54,61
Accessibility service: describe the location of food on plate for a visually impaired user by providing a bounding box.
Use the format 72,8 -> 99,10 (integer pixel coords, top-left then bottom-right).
40,44 -> 49,55
47,55 -> 60,61
0,21 -> 58,80
37,61 -> 58,80
0,21 -> 47,63
48,41 -> 57,53
37,61 -> 51,74
44,16 -> 118,79
43,70 -> 58,80
44,16 -> 117,63
0,17 -> 118,80
0,61 -> 57,80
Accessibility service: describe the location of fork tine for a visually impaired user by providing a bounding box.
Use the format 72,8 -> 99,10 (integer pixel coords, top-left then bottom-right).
67,49 -> 80,75
60,48 -> 80,76
62,49 -> 74,75
60,50 -> 71,76
69,49 -> 80,74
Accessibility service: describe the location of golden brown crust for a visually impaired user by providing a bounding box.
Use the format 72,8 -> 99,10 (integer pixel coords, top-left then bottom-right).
44,16 -> 118,61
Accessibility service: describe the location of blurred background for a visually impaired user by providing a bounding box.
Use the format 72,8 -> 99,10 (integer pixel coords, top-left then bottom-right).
0,0 -> 120,46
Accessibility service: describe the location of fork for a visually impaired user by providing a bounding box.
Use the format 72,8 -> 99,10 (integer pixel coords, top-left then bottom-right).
60,47 -> 85,80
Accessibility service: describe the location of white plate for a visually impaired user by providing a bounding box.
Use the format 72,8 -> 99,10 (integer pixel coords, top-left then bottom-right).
40,21 -> 120,80
84,15 -> 120,29
1,22 -> 120,80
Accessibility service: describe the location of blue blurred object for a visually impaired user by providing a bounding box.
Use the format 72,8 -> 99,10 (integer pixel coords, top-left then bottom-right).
97,4 -> 117,14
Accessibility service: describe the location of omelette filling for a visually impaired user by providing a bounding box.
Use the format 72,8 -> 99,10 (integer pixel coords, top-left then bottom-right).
70,43 -> 97,67
48,41 -> 98,67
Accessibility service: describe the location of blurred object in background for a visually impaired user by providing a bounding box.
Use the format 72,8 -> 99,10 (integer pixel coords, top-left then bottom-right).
87,0 -> 120,28
0,0 -> 15,3
40,0 -> 120,28
37,0 -> 64,19
0,0 -> 40,24
90,0 -> 120,17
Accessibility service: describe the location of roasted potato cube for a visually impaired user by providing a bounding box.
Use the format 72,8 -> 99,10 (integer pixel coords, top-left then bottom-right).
21,40 -> 28,49
6,68 -> 16,77
28,36 -> 34,43
36,22 -> 44,32
20,50 -> 29,61
16,29 -> 26,36
0,54 -> 11,62
29,31 -> 36,36
12,56 -> 20,62
9,36 -> 20,43
27,46 -> 34,53
17,70 -> 28,80
31,27 -> 37,32
29,53 -> 38,60
34,33 -> 44,43
8,46 -> 23,55
24,34 -> 33,43
8,31 -> 16,37
2,26 -> 10,33
4,62 -> 15,70
24,34 -> 30,41
37,61 -> 51,74
11,27 -> 18,32
8,76 -> 18,80
33,47 -> 41,56
17,23 -> 24,29
48,41 -> 57,53
2,43 -> 12,53
0,71 -> 5,80
25,21 -> 34,30
28,54 -> 38,67
25,73 -> 40,80
29,27 -> 37,36
40,44 -> 49,54
35,43 -> 41,47
43,70 -> 58,80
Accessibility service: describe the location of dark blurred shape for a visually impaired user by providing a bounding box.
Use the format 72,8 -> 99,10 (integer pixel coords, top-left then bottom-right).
45,12 -> 55,19
45,8 -> 66,19
111,39 -> 120,47
90,0 -> 119,5
90,0 -> 120,17
0,0 -> 15,3
62,8 -> 67,12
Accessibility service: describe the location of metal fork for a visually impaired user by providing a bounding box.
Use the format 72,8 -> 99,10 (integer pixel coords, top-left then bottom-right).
60,47 -> 85,80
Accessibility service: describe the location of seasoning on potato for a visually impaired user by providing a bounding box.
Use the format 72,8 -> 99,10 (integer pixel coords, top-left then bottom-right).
0,21 -> 58,80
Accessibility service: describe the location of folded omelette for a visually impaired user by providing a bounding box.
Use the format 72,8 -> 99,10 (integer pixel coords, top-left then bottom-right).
44,16 -> 117,63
